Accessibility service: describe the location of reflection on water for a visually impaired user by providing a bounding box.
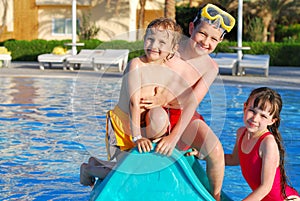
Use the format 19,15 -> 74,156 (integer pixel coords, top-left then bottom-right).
0,77 -> 299,200
0,77 -> 112,200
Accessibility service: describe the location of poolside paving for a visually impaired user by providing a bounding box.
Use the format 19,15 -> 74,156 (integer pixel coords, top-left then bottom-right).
0,61 -> 299,88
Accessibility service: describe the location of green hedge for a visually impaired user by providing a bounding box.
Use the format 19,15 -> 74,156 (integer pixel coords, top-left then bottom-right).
4,39 -> 102,61
3,39 -> 300,66
3,39 -> 143,62
95,40 -> 144,61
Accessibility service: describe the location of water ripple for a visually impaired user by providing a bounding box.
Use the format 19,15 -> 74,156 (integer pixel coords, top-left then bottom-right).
0,77 -> 299,200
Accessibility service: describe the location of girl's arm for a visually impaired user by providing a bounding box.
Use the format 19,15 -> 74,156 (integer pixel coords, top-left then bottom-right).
225,127 -> 244,166
243,135 -> 279,201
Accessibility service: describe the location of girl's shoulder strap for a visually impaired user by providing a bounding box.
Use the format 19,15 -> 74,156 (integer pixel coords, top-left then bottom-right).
257,131 -> 272,144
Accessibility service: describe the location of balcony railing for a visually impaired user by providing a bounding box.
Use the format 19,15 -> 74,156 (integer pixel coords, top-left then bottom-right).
35,0 -> 92,6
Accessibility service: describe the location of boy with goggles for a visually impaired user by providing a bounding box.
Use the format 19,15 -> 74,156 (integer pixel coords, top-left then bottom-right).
138,4 -> 236,201
153,4 -> 236,201
81,4 -> 235,201
193,3 -> 235,37
126,3 -> 235,201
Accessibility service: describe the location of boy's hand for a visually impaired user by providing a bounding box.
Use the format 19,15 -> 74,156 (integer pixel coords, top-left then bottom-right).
185,148 -> 203,159
140,86 -> 167,109
140,96 -> 167,109
153,135 -> 177,156
136,138 -> 153,153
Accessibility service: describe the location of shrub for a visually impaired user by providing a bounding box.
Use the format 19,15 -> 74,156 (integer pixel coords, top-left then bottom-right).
96,40 -> 144,60
276,24 -> 300,43
2,39 -> 300,66
4,39 -> 101,60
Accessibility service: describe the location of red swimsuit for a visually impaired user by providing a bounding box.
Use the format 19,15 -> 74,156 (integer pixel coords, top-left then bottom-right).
239,130 -> 299,200
166,108 -> 204,151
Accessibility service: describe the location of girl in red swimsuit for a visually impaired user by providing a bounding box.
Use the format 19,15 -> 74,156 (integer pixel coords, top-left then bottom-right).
225,87 -> 299,200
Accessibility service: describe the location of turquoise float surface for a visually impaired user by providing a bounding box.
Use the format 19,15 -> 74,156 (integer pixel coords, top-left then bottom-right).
90,144 -> 232,201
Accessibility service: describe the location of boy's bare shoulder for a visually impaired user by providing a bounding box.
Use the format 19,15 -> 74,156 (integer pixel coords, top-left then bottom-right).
183,53 -> 218,73
128,56 -> 146,71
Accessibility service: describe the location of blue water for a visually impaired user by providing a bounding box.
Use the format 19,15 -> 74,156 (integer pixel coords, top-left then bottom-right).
0,75 -> 299,200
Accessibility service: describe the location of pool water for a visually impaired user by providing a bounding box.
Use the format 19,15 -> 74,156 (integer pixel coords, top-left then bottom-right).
0,76 -> 299,200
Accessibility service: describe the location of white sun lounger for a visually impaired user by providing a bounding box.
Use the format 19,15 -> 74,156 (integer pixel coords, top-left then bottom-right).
38,51 -> 72,70
64,49 -> 129,72
64,49 -> 104,71
92,49 -> 129,72
211,53 -> 238,75
0,54 -> 12,68
239,54 -> 270,77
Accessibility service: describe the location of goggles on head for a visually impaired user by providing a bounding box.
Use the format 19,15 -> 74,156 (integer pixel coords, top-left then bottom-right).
193,3 -> 235,33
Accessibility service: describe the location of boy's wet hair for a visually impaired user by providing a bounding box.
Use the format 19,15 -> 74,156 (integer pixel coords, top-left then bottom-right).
145,17 -> 183,46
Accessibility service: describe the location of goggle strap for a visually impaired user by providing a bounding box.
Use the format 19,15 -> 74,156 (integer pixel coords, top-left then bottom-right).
212,18 -> 221,29
201,17 -> 221,29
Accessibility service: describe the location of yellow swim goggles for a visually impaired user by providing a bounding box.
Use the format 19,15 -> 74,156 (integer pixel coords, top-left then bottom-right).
194,4 -> 235,33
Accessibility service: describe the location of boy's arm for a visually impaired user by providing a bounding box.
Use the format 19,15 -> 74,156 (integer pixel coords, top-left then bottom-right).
128,59 -> 153,152
155,59 -> 218,155
127,59 -> 142,139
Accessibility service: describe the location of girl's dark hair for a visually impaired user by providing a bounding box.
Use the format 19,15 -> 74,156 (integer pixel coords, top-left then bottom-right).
246,87 -> 296,199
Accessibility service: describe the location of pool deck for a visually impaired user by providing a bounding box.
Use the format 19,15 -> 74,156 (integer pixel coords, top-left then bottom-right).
0,61 -> 299,88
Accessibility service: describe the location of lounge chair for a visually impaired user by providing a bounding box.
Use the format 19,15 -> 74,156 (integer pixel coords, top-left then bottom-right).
211,53 -> 238,75
239,54 -> 270,77
65,49 -> 104,71
38,50 -> 72,70
0,54 -> 12,68
92,49 -> 129,72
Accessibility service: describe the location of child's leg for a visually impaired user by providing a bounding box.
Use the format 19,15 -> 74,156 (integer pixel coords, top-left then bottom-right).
80,163 -> 95,186
80,157 -> 116,187
145,107 -> 169,139
80,162 -> 112,186
85,163 -> 111,181
89,157 -> 116,169
180,118 -> 224,201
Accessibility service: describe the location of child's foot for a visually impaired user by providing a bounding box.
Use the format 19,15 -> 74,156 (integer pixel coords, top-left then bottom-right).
80,163 -> 95,186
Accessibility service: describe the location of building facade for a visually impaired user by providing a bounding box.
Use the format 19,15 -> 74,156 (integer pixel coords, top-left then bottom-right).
0,0 -> 165,42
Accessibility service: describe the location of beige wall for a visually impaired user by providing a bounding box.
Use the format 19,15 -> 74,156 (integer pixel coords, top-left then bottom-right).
37,0 -> 133,41
38,6 -> 78,40
37,0 -> 165,42
1,0 -> 165,42
90,0 -> 131,41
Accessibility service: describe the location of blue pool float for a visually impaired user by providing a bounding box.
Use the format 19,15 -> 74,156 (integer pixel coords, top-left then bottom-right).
90,144 -> 232,201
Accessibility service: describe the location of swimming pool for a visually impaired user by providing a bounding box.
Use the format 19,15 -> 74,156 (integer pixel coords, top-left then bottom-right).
0,75 -> 299,200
